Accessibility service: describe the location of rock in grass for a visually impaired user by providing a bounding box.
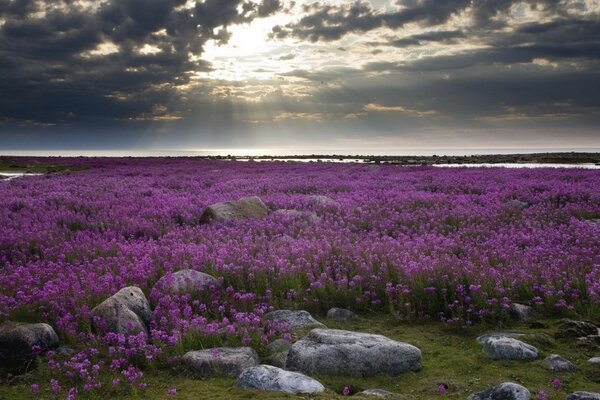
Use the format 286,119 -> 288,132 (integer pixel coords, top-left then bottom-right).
91,286 -> 152,336
264,310 -> 325,330
236,364 -> 325,394
360,389 -> 395,397
286,328 -> 421,377
199,196 -> 269,223
543,354 -> 578,372
480,336 -> 538,361
556,320 -> 598,339
183,347 -> 259,378
272,209 -> 320,223
476,332 -> 525,344
468,382 -> 530,400
264,339 -> 291,368
326,307 -> 357,321
153,269 -> 219,295
0,323 -> 59,371
509,303 -> 534,322
589,357 -> 600,364
567,392 -> 600,400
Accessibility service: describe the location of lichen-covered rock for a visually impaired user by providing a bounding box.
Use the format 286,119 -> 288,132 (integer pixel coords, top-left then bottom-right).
264,339 -> 292,368
567,392 -> 600,400
199,196 -> 269,223
264,310 -> 325,330
543,354 -> 578,372
468,382 -> 530,400
479,336 -> 538,361
91,286 -> 152,336
588,357 -> 600,364
236,365 -> 325,394
509,303 -> 534,322
286,329 -> 421,377
326,307 -> 357,321
267,339 -> 291,355
360,389 -> 395,397
153,269 -> 219,295
0,323 -> 59,370
556,320 -> 598,339
183,347 -> 259,378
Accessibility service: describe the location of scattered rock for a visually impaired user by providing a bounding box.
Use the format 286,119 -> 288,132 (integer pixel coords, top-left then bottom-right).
264,310 -> 325,330
588,357 -> 600,364
556,320 -> 599,340
468,382 -> 530,400
567,392 -> 600,400
308,195 -> 339,207
509,303 -> 534,322
286,328 -> 421,377
476,332 -> 525,344
272,209 -> 320,223
199,196 -> 269,223
508,199 -> 529,209
91,286 -> 152,336
479,336 -> 538,361
54,346 -> 76,357
0,323 -> 59,371
183,347 -> 259,378
265,339 -> 292,368
360,389 -> 395,397
326,307 -> 357,321
153,269 -> 219,295
236,365 -> 325,394
543,354 -> 578,372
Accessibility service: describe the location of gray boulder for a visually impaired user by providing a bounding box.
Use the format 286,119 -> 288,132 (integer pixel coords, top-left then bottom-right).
183,347 -> 259,378
556,320 -> 598,339
360,389 -> 395,397
91,286 -> 152,336
588,357 -> 600,364
265,339 -> 291,368
308,195 -> 339,207
476,332 -> 525,344
199,196 -> 269,223
479,336 -> 538,361
326,307 -> 357,321
508,199 -> 529,209
567,392 -> 600,400
0,323 -> 59,370
509,303 -> 534,322
153,269 -> 219,295
272,209 -> 320,223
543,354 -> 578,372
267,339 -> 291,355
468,382 -> 530,400
236,365 -> 324,394
264,310 -> 325,330
286,328 -> 421,377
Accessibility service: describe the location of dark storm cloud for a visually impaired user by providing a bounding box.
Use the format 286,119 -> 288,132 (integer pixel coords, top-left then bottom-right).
0,0 -> 283,125
388,30 -> 465,47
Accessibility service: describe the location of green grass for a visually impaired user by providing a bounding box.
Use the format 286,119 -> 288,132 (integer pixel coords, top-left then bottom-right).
2,315 -> 600,399
0,159 -> 84,174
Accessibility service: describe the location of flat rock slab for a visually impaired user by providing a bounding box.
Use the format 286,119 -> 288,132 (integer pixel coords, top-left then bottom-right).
264,310 -> 325,330
589,357 -> 600,364
0,323 -> 59,370
476,332 -> 525,344
544,354 -> 578,372
236,365 -> 324,394
479,336 -> 538,361
360,389 -> 395,397
91,286 -> 152,336
199,196 -> 269,223
183,347 -> 259,378
556,320 -> 599,339
286,328 -> 421,377
567,392 -> 600,400
153,269 -> 219,295
326,307 -> 357,321
468,382 -> 531,400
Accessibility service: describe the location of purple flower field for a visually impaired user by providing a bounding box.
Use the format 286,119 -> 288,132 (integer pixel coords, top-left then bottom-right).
1,158 -> 599,395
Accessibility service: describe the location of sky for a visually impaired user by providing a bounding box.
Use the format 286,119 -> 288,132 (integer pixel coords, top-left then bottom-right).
0,0 -> 599,155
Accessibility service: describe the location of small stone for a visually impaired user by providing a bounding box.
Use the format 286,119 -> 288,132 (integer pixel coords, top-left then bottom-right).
508,199 -> 529,209
556,320 -> 598,340
91,286 -> 152,336
264,310 -> 325,330
326,307 -> 357,321
236,365 -> 325,394
360,389 -> 395,397
183,347 -> 259,378
588,357 -> 600,364
308,195 -> 339,207
153,269 -> 219,295
480,336 -> 538,361
509,303 -> 534,322
567,392 -> 600,400
468,382 -> 530,400
543,354 -> 578,372
0,323 -> 59,371
199,196 -> 269,223
272,209 -> 320,223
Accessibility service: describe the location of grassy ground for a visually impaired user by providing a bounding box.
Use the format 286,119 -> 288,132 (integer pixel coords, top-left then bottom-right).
0,159 -> 82,174
1,315 -> 600,399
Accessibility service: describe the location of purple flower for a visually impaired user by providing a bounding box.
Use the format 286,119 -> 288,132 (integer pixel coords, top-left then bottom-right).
438,383 -> 448,394
538,390 -> 548,400
168,387 -> 177,396
30,384 -> 39,394
552,378 -> 561,389
342,386 -> 350,396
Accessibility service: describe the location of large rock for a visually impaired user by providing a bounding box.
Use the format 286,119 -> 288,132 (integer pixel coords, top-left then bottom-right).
567,392 -> 600,400
286,329 -> 421,377
153,269 -> 218,295
0,323 -> 59,370
479,336 -> 538,361
509,303 -> 534,322
264,310 -> 325,330
183,347 -> 259,378
91,286 -> 152,336
199,196 -> 269,223
543,354 -> 578,372
556,320 -> 599,339
326,307 -> 357,321
468,382 -> 530,400
236,365 -> 324,394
